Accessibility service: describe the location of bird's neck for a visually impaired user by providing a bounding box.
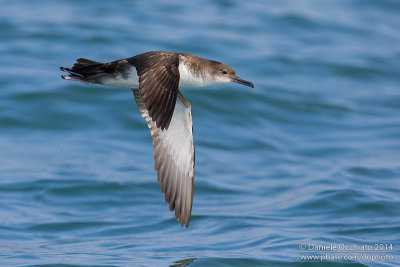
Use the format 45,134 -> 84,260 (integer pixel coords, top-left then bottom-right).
178,55 -> 219,88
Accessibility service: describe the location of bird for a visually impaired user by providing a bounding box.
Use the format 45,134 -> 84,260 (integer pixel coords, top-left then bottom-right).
60,51 -> 254,227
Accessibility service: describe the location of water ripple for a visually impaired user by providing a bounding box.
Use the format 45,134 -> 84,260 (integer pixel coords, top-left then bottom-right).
0,0 -> 399,266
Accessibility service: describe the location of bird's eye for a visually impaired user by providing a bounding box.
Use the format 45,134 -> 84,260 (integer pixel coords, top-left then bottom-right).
222,70 -> 228,74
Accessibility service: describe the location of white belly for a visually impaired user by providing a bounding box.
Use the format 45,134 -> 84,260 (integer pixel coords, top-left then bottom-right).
102,67 -> 140,88
102,62 -> 219,89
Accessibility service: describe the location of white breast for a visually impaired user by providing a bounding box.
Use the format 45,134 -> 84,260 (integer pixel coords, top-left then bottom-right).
178,62 -> 217,87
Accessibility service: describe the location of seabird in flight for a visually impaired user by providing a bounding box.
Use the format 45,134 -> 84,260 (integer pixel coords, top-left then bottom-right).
60,51 -> 254,227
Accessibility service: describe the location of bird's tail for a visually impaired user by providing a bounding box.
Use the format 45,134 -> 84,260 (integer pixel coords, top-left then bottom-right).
60,58 -> 106,84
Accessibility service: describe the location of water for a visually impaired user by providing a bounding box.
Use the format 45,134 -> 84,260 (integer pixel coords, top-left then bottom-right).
1,0 -> 399,266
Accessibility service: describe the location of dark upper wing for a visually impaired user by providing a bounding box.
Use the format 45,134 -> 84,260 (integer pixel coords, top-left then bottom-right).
133,89 -> 195,227
128,51 -> 180,130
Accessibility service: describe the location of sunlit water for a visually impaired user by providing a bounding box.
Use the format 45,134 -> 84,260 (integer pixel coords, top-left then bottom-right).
0,0 -> 399,266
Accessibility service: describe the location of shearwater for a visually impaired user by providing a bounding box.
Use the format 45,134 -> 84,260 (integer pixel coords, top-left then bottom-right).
60,51 -> 254,227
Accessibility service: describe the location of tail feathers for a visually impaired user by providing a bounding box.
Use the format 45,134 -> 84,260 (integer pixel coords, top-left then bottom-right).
60,67 -> 84,78
73,58 -> 102,69
61,72 -> 93,84
60,58 -> 105,84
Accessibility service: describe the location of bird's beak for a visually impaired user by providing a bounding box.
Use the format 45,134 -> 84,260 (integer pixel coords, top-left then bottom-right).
232,76 -> 254,88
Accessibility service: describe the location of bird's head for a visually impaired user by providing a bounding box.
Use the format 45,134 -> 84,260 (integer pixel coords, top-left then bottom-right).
212,62 -> 254,88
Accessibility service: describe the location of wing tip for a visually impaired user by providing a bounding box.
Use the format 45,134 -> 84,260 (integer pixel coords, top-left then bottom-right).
178,215 -> 190,228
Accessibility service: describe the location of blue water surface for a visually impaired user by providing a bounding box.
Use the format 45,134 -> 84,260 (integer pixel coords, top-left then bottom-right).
0,0 -> 399,266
